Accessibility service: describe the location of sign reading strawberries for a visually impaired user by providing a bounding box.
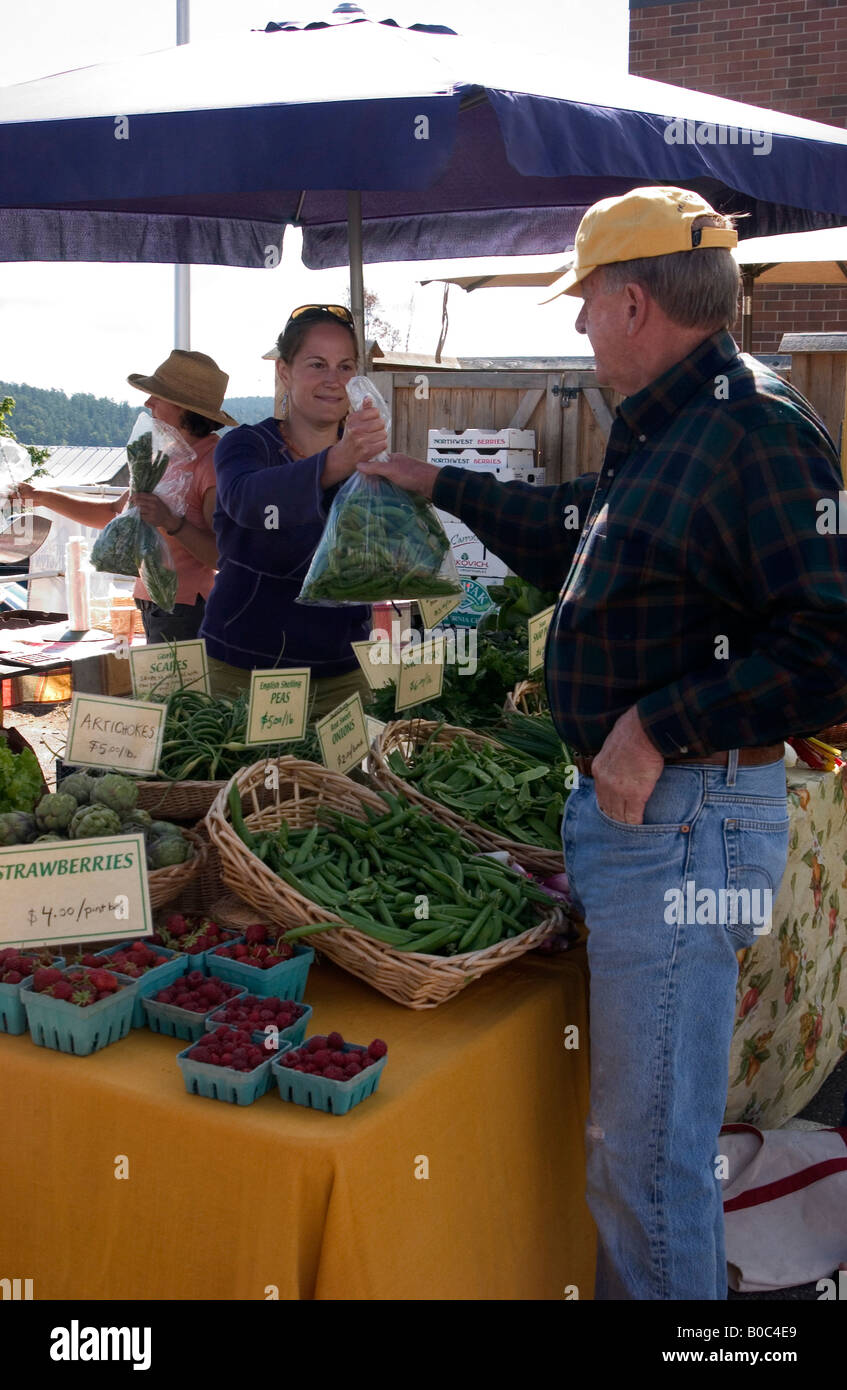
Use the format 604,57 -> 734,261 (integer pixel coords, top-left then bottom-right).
0,832 -> 150,949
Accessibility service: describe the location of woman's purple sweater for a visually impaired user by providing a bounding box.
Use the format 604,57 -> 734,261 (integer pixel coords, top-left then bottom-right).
199,418 -> 370,674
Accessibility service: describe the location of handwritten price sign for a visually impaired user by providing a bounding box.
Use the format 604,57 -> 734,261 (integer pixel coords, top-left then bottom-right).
527,605 -> 556,675
0,833 -> 151,949
417,593 -> 463,627
246,668 -> 310,744
316,694 -> 369,777
65,694 -> 166,775
395,635 -> 447,712
351,640 -> 400,691
129,639 -> 210,699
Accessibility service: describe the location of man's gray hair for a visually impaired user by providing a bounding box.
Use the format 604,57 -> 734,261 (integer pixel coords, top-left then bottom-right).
600,214 -> 740,329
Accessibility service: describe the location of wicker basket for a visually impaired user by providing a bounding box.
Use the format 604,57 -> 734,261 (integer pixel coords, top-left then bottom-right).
367,720 -> 564,878
147,827 -> 207,910
204,758 -> 564,1009
135,779 -> 226,823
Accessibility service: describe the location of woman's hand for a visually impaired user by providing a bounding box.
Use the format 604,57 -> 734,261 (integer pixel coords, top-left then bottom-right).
130,491 -> 178,532
11,481 -> 43,507
322,399 -> 388,487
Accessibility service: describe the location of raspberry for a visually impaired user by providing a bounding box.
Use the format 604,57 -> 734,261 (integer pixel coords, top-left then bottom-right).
307,1036 -> 327,1053
326,1031 -> 345,1050
367,1039 -> 388,1060
323,1066 -> 345,1081
311,1049 -> 332,1067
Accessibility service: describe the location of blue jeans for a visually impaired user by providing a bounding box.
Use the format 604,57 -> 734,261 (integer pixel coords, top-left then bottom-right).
562,753 -> 789,1301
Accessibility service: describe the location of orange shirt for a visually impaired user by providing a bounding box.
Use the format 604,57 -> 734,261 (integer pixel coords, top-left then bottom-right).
133,433 -> 218,606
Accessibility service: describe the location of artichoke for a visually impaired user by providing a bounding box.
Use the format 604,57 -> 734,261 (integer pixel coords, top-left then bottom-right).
34,833 -> 64,843
122,808 -> 152,830
59,772 -> 97,806
148,835 -> 190,869
0,811 -> 38,845
90,773 -> 139,818
35,792 -> 77,833
69,805 -> 122,839
149,819 -> 182,839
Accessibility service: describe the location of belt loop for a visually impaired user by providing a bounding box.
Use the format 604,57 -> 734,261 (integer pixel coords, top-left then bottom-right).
726,748 -> 739,787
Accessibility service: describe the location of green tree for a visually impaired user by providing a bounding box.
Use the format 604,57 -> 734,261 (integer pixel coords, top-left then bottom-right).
0,396 -> 49,476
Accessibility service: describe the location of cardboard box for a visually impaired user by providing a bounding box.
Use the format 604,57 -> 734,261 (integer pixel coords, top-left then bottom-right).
427,428 -> 535,451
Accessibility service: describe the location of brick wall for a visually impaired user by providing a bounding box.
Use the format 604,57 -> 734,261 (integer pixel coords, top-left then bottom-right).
629,0 -> 847,352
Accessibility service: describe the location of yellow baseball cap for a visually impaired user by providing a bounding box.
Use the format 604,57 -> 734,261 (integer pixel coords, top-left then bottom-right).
545,186 -> 738,300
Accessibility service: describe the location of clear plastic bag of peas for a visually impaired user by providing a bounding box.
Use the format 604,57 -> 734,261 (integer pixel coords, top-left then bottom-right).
296,377 -> 461,607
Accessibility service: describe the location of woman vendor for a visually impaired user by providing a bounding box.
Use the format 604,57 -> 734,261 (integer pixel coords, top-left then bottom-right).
16,349 -> 232,643
200,304 -> 387,719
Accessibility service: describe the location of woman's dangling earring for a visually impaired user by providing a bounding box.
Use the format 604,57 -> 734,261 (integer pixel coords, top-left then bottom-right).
280,392 -> 289,421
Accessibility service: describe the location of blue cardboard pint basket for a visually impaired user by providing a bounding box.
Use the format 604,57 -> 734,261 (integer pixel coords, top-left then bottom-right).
20,968 -> 138,1056
207,940 -> 314,1000
149,928 -> 242,977
272,1042 -> 387,1116
142,983 -> 248,1041
205,997 -> 313,1052
0,955 -> 65,1035
98,941 -> 188,1028
176,1038 -> 289,1105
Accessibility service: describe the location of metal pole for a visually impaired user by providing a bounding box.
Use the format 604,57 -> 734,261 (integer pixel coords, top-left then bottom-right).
174,0 -> 191,349
347,191 -> 366,364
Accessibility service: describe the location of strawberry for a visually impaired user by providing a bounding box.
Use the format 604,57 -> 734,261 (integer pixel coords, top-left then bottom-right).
51,980 -> 74,1001
33,966 -> 63,991
244,924 -> 268,944
2,969 -> 22,984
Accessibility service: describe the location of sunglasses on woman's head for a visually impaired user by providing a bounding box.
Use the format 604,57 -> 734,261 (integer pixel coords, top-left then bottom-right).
285,304 -> 355,329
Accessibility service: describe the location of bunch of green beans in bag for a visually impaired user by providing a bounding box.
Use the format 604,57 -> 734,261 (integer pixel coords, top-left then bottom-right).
297,375 -> 462,605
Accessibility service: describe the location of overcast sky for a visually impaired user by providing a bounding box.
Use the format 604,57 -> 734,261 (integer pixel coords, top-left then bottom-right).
0,0 -> 627,408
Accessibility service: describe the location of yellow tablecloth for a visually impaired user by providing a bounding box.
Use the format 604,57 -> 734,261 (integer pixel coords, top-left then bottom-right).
1,948 -> 593,1301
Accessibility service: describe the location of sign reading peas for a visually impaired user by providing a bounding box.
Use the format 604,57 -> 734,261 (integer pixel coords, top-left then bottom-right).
246,668 -> 310,745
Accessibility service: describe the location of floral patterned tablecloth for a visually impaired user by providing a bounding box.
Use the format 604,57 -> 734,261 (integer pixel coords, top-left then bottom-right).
726,769 -> 847,1127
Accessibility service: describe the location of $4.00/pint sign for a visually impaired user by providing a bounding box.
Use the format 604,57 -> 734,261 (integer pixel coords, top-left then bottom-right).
0,833 -> 151,948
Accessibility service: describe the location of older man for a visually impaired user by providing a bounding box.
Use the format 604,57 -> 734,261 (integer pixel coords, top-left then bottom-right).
360,186 -> 847,1300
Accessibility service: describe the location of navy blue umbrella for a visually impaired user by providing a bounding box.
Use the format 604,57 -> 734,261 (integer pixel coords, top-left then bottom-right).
0,6 -> 845,278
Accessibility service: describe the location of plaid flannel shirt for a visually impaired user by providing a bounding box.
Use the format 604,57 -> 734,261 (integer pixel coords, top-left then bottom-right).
432,330 -> 847,757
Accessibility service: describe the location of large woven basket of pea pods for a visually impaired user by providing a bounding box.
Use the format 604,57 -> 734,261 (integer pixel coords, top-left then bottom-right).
367,720 -> 565,879
204,757 -> 565,1009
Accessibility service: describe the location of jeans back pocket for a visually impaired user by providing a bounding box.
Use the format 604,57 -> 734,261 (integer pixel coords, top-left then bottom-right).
722,816 -> 790,948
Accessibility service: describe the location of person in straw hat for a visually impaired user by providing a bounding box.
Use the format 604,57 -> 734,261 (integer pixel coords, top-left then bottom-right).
357,186 -> 847,1300
17,349 -> 236,643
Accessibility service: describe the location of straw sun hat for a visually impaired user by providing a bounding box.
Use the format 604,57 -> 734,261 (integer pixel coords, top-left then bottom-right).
127,349 -> 238,427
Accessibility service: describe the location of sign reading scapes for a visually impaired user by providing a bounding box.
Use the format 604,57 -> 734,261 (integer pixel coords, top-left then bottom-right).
129,640 -> 210,698
0,833 -> 151,948
65,694 -> 166,775
246,668 -> 310,744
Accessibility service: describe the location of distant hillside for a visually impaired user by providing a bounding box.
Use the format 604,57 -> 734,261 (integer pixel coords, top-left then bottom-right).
1,381 -> 274,445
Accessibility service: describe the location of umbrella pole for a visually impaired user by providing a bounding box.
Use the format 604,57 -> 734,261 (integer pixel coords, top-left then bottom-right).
347,192 -> 366,365
740,269 -> 755,354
